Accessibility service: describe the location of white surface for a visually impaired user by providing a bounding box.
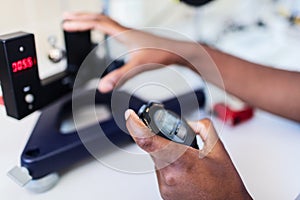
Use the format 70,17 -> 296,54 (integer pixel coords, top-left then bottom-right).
217,111 -> 300,200
0,66 -> 300,200
0,67 -> 200,200
1,100 -> 300,200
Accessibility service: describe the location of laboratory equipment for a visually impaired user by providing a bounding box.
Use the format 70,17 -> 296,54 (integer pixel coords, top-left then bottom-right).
138,101 -> 199,149
0,27 -> 206,192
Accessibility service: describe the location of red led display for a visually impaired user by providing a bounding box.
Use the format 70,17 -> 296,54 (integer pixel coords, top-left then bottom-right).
12,56 -> 36,73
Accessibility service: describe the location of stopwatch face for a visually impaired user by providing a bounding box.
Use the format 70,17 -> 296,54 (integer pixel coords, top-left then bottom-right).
153,109 -> 187,142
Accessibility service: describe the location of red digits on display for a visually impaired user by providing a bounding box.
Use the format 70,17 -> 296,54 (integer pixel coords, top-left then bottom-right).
17,60 -> 23,71
12,62 -> 18,73
28,57 -> 33,66
12,57 -> 34,73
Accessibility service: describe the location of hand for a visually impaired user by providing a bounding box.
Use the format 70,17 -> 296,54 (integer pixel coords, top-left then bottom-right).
63,12 -> 185,93
125,109 -> 252,200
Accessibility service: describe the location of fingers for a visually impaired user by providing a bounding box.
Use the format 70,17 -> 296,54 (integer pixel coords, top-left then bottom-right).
62,17 -> 117,34
62,12 -> 101,32
125,109 -> 189,164
98,62 -> 137,93
63,20 -> 98,32
63,12 -> 100,21
62,12 -> 128,35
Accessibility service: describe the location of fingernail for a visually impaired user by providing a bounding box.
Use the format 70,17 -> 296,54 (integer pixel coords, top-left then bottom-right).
125,109 -> 132,120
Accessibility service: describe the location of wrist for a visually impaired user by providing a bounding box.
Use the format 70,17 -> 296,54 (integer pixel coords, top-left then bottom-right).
171,41 -> 200,68
228,180 -> 253,200
226,187 -> 253,200
174,42 -> 211,74
238,190 -> 253,200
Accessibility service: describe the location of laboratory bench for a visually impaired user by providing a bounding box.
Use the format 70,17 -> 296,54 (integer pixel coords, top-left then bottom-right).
0,66 -> 300,200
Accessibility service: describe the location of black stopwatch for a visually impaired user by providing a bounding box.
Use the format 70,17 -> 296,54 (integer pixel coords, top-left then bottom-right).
138,102 -> 199,149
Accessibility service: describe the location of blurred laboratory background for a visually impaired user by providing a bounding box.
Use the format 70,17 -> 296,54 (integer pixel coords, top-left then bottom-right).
1,0 -> 299,80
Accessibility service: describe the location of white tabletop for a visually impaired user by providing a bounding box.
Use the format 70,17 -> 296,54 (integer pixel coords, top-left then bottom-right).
0,67 -> 300,200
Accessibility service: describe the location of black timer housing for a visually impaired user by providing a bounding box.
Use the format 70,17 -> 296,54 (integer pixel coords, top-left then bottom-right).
0,32 -> 42,119
0,31 -> 93,119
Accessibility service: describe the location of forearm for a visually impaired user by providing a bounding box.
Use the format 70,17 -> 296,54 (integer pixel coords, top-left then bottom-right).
180,43 -> 300,122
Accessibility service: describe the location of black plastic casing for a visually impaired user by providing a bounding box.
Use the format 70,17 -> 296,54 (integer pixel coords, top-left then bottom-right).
138,102 -> 199,149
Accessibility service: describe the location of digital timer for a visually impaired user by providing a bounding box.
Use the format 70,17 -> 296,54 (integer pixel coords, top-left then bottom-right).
138,102 -> 199,149
0,31 -> 94,119
12,56 -> 36,73
0,32 -> 42,119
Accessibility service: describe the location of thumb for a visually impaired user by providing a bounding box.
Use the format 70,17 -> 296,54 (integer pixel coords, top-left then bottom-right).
189,119 -> 221,159
98,68 -> 123,93
125,109 -> 164,152
125,109 -> 189,164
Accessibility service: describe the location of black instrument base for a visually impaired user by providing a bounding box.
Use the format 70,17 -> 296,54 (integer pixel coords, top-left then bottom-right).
21,89 -> 205,179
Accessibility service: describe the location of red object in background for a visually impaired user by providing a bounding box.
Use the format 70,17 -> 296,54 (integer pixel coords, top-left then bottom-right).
0,96 -> 4,105
213,103 -> 254,126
